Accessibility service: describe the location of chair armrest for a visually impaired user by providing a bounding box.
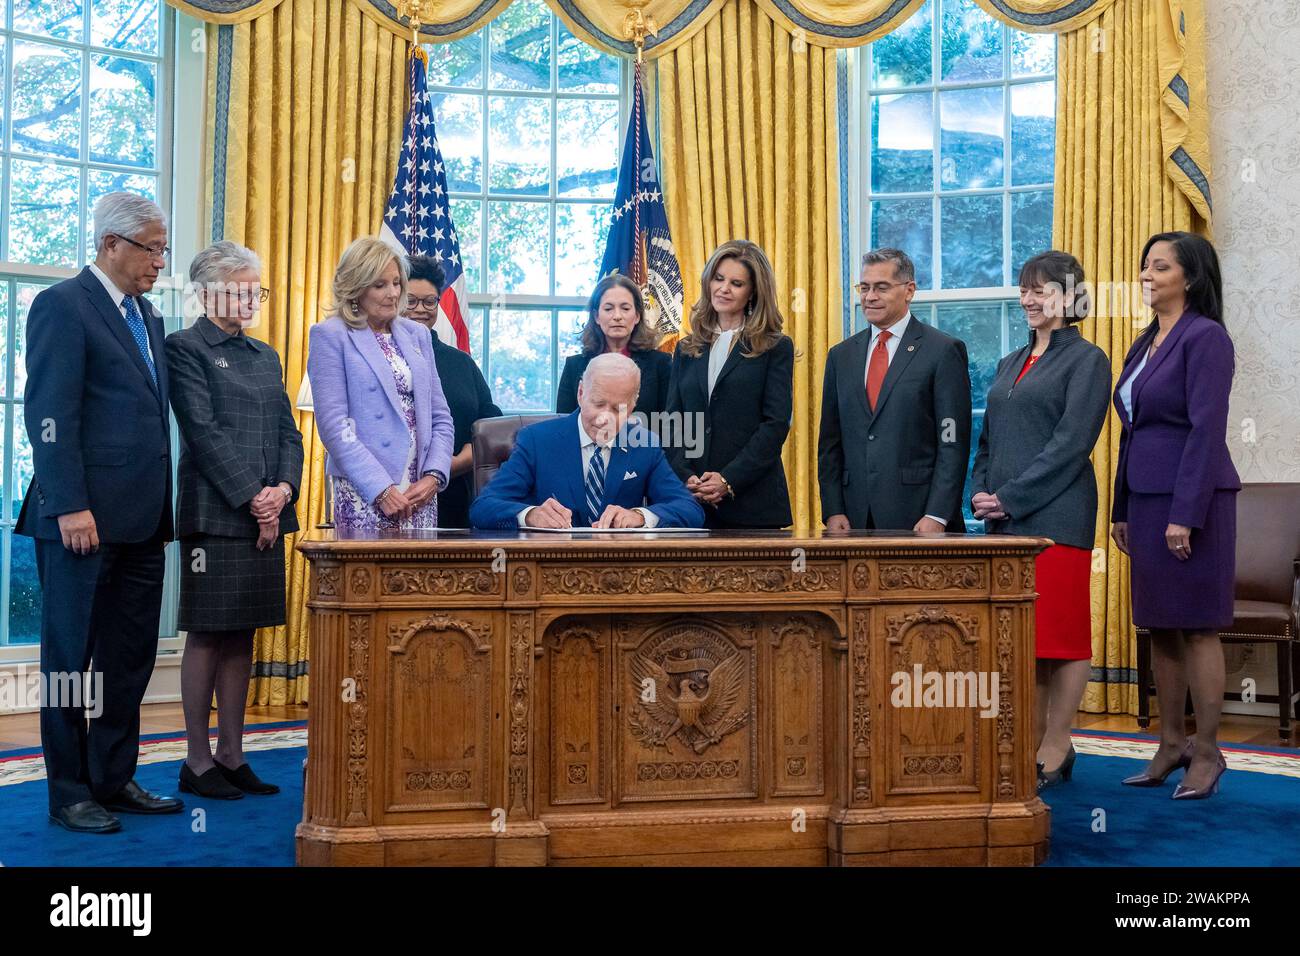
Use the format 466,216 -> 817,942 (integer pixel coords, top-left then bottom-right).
1291,559 -> 1300,634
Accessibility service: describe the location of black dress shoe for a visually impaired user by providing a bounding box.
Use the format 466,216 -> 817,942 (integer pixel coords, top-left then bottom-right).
215,759 -> 280,795
49,801 -> 121,834
180,762 -> 244,800
101,779 -> 184,814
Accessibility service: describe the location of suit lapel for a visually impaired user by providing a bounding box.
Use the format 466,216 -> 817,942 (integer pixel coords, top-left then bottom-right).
604,442 -> 630,509
870,315 -> 924,421
708,333 -> 747,397
141,298 -> 167,406
348,323 -> 406,421
846,329 -> 874,423
78,269 -> 160,399
1131,312 -> 1194,417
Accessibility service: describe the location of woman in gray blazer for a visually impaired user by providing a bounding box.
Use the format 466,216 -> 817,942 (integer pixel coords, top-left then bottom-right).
167,241 -> 304,801
971,250 -> 1111,791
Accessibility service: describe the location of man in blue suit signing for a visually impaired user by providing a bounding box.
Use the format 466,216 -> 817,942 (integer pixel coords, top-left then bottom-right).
471,353 -> 704,530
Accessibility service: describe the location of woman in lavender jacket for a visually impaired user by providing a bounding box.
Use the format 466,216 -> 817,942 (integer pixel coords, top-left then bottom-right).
1111,232 -> 1240,800
308,237 -> 454,531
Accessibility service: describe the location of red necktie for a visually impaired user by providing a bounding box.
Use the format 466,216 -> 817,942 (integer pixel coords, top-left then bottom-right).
866,330 -> 892,411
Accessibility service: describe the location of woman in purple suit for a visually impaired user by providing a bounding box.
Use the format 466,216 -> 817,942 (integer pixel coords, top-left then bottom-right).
1111,232 -> 1240,799
309,237 -> 454,531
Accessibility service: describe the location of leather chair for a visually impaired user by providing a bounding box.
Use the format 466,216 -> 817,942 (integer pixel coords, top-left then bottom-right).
1136,483 -> 1300,744
470,414 -> 565,501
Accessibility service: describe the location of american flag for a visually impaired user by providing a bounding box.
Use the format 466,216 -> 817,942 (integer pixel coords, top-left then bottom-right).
598,62 -> 684,349
380,48 -> 470,353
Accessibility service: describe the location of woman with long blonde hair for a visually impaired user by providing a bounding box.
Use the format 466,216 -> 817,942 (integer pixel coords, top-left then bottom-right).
665,239 -> 793,528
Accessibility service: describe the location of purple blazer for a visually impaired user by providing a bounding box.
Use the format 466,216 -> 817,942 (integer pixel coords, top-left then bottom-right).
307,315 -> 454,505
1111,310 -> 1240,529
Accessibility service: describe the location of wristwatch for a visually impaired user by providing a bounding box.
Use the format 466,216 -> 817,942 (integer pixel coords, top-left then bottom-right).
422,469 -> 446,490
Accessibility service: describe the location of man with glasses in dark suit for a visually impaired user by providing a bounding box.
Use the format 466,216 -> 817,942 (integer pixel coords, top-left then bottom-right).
17,191 -> 184,833
818,248 -> 972,534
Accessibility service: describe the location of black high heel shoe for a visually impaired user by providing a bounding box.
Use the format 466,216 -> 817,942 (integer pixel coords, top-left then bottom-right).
1037,747 -> 1075,790
1122,740 -> 1194,787
1171,752 -> 1227,800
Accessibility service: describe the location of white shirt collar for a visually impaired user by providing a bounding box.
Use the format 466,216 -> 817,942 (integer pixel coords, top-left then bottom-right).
88,262 -> 129,310
870,311 -> 911,344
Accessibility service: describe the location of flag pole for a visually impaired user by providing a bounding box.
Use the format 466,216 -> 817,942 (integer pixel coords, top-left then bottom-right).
623,1 -> 658,296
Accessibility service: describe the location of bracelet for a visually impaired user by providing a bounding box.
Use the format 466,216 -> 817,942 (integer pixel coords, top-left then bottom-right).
720,476 -> 735,498
375,487 -> 393,507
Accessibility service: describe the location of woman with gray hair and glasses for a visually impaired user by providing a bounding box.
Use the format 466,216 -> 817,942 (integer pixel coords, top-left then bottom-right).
165,240 -> 304,800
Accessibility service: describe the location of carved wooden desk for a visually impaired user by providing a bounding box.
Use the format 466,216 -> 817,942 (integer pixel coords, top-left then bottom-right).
296,529 -> 1050,866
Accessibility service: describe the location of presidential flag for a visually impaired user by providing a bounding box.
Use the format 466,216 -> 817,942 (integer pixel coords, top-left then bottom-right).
598,62 -> 684,349
380,48 -> 470,352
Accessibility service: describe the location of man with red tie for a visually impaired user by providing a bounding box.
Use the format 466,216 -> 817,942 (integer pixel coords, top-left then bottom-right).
818,248 -> 972,533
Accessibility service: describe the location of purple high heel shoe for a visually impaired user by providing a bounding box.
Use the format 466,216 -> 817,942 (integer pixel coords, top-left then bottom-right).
1171,752 -> 1227,800
1121,740 -> 1194,787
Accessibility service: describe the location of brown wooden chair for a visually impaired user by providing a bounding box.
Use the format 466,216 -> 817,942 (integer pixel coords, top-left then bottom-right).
469,413 -> 565,501
1135,482 -> 1300,744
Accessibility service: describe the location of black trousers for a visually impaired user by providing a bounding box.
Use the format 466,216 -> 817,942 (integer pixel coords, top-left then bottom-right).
35,534 -> 166,811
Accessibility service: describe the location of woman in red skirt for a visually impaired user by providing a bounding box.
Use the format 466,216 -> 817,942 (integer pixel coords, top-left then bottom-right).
972,251 -> 1111,789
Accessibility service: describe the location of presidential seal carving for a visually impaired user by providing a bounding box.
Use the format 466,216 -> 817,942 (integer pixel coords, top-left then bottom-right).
628,627 -> 750,755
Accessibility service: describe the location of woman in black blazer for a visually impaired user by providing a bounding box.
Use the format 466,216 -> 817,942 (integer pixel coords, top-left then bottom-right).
556,274 -> 671,420
166,240 -> 304,801
666,239 -> 793,528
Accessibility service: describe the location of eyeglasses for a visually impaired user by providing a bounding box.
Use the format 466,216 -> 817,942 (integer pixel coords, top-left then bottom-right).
407,295 -> 441,312
855,281 -> 909,296
221,288 -> 271,306
110,234 -> 170,260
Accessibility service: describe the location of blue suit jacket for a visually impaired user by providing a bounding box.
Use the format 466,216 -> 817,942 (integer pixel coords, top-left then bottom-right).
16,268 -> 173,543
469,412 -> 705,530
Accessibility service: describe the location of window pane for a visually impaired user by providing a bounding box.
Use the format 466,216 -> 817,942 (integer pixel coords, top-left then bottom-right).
12,405 -> 35,520
1011,82 -> 1054,186
8,159 -> 80,267
555,202 -> 611,296
1011,190 -> 1053,277
936,301 -> 1002,408
488,309 -> 552,410
556,98 -> 618,198
940,87 -> 1004,190
488,95 -> 550,195
432,93 -> 483,192
870,0 -> 931,88
465,307 -> 486,369
487,200 -> 549,295
0,284 -> 8,399
450,198 -> 482,293
1012,30 -> 1055,78
8,531 -> 42,645
871,198 -> 933,289
426,34 -> 483,88
89,54 -> 157,167
489,0 -> 551,91
558,21 -> 618,94
871,92 -> 932,194
941,0 -> 1004,82
11,40 -> 83,159
92,0 -> 160,55
558,308 -> 585,360
15,283 -> 48,403
940,194 -> 1002,289
13,0 -> 84,43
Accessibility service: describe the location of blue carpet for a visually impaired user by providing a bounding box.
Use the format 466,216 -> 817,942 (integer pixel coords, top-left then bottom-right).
3,745 -> 1296,865
1039,751 -> 1300,866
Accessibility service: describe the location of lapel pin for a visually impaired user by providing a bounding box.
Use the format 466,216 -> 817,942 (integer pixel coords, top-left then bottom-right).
907,345 -> 915,352
214,356 -> 229,368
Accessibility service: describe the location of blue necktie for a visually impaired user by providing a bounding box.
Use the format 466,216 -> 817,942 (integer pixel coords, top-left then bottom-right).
584,444 -> 607,526
122,295 -> 157,387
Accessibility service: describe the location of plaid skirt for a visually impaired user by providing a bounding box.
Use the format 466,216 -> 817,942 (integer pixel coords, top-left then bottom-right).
178,533 -> 287,632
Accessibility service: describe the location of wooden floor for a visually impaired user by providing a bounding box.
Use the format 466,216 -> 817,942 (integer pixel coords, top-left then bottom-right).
0,703 -> 1289,753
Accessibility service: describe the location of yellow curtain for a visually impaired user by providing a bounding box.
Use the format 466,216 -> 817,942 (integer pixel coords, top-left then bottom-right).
1054,0 -> 1208,714
203,0 -> 408,704
656,0 -> 842,531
